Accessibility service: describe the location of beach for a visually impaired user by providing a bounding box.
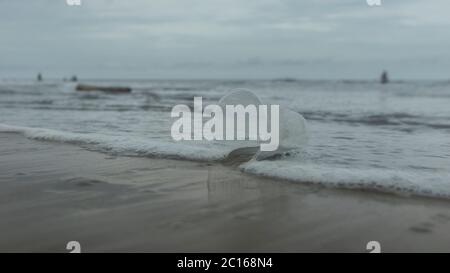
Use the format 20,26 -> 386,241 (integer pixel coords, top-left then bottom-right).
4,0 -> 450,256
2,132 -> 450,253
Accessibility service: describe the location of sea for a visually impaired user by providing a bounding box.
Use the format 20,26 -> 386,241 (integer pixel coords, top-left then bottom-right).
1,79 -> 450,199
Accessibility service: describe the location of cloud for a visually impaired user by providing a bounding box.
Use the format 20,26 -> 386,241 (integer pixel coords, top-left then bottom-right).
1,0 -> 450,79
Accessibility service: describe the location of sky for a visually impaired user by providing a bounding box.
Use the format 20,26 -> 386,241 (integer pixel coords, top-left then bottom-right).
1,0 -> 450,79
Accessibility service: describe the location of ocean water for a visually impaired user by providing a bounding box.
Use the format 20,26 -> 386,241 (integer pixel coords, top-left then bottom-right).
1,79 -> 450,198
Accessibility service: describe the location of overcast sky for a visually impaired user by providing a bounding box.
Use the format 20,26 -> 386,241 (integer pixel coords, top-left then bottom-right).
1,0 -> 450,79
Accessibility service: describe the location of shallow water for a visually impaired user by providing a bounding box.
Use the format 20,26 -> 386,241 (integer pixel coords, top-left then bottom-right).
1,79 -> 450,198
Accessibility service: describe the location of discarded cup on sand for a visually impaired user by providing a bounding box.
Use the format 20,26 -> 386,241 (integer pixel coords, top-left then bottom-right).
219,89 -> 308,161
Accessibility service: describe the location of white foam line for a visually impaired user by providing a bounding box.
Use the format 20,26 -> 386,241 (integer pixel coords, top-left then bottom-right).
0,123 -> 227,161
241,160 -> 450,199
3,123 -> 450,199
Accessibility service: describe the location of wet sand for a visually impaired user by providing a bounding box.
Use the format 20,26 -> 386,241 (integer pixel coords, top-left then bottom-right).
1,133 -> 450,252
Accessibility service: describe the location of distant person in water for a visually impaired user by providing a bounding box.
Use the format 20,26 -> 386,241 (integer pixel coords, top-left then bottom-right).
380,70 -> 389,84
37,73 -> 43,82
71,75 -> 78,82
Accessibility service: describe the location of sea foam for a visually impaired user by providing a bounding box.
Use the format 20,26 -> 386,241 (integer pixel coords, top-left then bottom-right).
0,124 -> 227,161
2,123 -> 450,199
241,159 -> 450,199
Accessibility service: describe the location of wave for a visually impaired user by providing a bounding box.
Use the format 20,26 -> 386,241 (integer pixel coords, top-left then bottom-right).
241,160 -> 450,199
2,123 -> 450,200
302,111 -> 450,130
0,124 -> 227,161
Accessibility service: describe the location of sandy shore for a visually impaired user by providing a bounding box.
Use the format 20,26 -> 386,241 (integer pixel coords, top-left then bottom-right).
1,133 -> 450,252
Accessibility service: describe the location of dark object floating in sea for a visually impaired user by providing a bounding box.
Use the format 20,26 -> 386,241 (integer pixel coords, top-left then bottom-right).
76,84 -> 132,93
380,70 -> 389,84
37,73 -> 43,82
272,77 -> 298,83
